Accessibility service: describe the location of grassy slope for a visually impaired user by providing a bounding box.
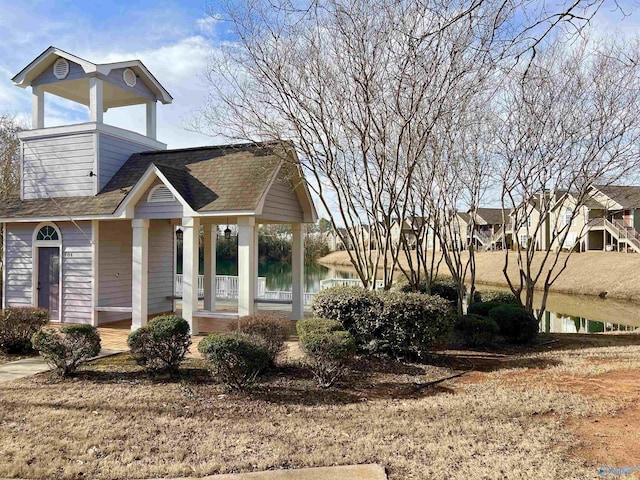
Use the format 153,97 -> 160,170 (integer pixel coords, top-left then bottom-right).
319,250 -> 640,301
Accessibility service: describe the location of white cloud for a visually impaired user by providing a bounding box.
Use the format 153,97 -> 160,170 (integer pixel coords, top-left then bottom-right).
196,14 -> 223,36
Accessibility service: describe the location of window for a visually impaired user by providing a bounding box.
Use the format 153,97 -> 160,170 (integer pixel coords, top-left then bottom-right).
36,225 -> 59,241
519,234 -> 529,247
147,185 -> 175,203
564,207 -> 573,227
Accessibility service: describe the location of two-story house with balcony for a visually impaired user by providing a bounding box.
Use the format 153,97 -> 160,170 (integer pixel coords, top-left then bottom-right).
0,47 -> 316,334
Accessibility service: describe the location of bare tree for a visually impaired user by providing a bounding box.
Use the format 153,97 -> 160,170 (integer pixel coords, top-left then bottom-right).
496,36 -> 640,320
196,0 -> 613,289
0,114 -> 20,200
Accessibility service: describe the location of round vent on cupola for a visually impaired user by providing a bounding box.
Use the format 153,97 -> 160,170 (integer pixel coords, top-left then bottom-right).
53,58 -> 69,80
123,68 -> 137,87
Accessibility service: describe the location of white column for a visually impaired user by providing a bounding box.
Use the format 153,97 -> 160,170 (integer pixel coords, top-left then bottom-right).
254,225 -> 260,299
90,220 -> 100,327
132,219 -> 149,331
182,217 -> 200,334
238,217 -> 257,317
291,223 -> 304,320
89,77 -> 104,124
203,224 -> 217,311
146,101 -> 157,139
32,86 -> 44,129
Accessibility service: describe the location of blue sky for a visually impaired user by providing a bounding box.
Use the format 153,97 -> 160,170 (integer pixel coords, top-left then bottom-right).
1,0 -> 640,150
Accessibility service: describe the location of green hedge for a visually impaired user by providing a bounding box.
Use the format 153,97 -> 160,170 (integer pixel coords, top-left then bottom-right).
311,286 -> 383,338
0,307 -> 49,354
393,278 -> 462,304
297,318 -> 355,387
488,305 -> 539,344
455,314 -> 499,347
475,290 -> 520,305
32,324 -> 101,377
127,315 -> 191,374
312,287 -> 453,359
467,301 -> 504,317
198,332 -> 270,390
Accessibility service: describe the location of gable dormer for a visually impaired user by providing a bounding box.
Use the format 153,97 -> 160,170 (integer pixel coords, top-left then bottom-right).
12,47 -> 172,200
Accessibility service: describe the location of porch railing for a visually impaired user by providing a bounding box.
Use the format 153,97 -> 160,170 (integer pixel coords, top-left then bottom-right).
175,275 -> 267,299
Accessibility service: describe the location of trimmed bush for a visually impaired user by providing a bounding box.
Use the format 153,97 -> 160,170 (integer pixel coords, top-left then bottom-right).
0,307 -> 49,354
430,279 -> 461,304
311,286 -> 383,337
127,315 -> 191,374
31,324 -> 101,377
296,318 -> 342,342
198,332 -> 271,390
362,291 -> 452,358
467,301 -> 504,317
297,319 -> 356,388
455,314 -> 499,347
475,290 -> 520,305
229,314 -> 290,365
488,305 -> 539,344
393,278 -> 463,304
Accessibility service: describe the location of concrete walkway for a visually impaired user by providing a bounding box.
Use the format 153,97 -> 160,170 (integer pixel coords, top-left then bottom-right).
154,464 -> 387,480
0,349 -> 122,383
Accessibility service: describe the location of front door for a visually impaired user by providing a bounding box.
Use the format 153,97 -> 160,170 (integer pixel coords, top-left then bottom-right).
38,247 -> 60,320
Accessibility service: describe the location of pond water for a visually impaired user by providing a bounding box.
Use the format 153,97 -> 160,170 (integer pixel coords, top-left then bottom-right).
215,258 -> 640,334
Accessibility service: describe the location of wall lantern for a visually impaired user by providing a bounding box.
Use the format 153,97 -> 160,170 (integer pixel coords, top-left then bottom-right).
224,227 -> 232,240
175,227 -> 183,241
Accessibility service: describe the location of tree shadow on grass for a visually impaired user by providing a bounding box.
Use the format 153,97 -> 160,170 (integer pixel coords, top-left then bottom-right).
426,351 -> 562,373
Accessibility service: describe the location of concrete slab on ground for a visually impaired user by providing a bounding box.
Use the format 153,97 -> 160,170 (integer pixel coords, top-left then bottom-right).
0,349 -> 122,383
153,465 -> 387,480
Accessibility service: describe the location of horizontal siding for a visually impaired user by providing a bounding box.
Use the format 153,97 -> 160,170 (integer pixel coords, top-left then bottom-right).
106,68 -> 156,102
23,134 -> 95,199
135,181 -> 184,219
31,60 -> 87,87
98,133 -> 160,191
148,220 -> 174,315
4,223 -> 35,307
262,172 -> 304,222
98,221 -> 132,323
61,222 -> 93,324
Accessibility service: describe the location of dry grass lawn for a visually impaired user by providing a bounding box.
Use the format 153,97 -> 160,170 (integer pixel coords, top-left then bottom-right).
320,249 -> 640,302
0,352 -> 32,366
3,334 -> 639,479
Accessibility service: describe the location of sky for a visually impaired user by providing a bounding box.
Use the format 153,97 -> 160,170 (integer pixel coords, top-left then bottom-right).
0,1 -> 640,159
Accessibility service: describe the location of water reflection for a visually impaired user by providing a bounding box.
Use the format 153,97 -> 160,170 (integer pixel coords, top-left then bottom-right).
538,310 -> 639,334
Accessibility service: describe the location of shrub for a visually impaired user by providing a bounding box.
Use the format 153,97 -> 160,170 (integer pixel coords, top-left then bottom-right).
467,301 -> 504,317
198,332 -> 271,390
296,317 -> 342,342
0,307 -> 49,354
311,286 -> 383,337
393,277 -> 462,304
488,305 -> 539,344
455,314 -> 500,347
229,314 -> 290,365
475,290 -> 520,305
31,324 -> 101,377
127,315 -> 191,374
297,319 -> 356,388
362,291 -> 453,358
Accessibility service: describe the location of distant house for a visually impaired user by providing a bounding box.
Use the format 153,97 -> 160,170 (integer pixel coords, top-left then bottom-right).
323,227 -> 351,251
512,186 -> 640,253
1,47 -> 317,333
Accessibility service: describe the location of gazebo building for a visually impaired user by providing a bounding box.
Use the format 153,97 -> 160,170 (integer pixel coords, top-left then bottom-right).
1,47 -> 317,334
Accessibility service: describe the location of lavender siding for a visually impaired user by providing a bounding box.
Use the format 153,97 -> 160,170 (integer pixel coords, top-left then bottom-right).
148,220 -> 174,315
22,133 -> 96,199
98,133 -> 160,191
60,222 -> 92,323
106,68 -> 155,101
134,181 -> 185,219
31,60 -> 87,87
98,220 -> 132,323
262,172 -> 304,222
4,223 -> 34,307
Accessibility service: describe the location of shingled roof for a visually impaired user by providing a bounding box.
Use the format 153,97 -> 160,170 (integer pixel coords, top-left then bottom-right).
0,142 -> 292,220
594,185 -> 640,209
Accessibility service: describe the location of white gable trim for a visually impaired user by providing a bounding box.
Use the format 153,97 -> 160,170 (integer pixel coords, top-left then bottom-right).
12,46 -> 96,87
114,164 -> 197,218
